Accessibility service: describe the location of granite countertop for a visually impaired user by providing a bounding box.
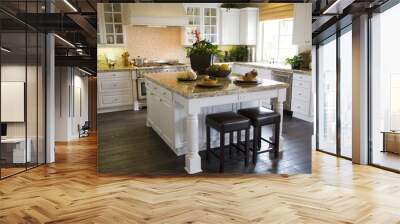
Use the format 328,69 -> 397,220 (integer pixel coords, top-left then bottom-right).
97,66 -> 134,73
144,72 -> 289,99
233,62 -> 312,75
97,64 -> 190,73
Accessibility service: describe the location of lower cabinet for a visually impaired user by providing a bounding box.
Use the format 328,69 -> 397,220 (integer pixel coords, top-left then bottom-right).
291,73 -> 313,122
146,81 -> 176,151
97,71 -> 134,113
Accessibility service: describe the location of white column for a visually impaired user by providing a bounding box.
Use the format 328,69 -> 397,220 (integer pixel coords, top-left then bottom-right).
352,14 -> 369,164
273,89 -> 286,149
185,113 -> 202,174
46,32 -> 55,163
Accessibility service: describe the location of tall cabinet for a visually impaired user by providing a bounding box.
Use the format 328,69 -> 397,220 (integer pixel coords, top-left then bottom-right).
239,8 -> 258,45
219,8 -> 240,45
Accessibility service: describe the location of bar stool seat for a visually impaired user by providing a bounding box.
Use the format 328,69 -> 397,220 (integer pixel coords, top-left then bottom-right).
206,112 -> 251,132
237,107 -> 280,126
238,107 -> 281,163
206,112 -> 251,172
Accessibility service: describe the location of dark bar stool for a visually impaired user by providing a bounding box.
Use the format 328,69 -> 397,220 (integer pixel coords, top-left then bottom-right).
206,112 -> 251,172
237,107 -> 281,164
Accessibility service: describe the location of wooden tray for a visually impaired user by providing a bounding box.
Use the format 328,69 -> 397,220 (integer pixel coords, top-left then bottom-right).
177,77 -> 197,82
234,78 -> 261,85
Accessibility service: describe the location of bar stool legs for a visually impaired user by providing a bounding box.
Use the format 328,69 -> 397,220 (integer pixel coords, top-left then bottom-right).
274,123 -> 280,157
245,128 -> 249,167
206,126 -> 210,161
219,132 -> 225,173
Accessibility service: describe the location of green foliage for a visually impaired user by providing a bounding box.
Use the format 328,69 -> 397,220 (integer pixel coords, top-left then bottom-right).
285,55 -> 303,68
186,40 -> 222,58
229,45 -> 248,62
208,64 -> 221,73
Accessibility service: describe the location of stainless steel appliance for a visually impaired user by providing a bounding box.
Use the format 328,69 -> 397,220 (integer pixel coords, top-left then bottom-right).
134,62 -> 189,108
271,70 -> 293,112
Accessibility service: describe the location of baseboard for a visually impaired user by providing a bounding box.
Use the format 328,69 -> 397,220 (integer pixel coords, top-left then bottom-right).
97,105 -> 133,114
293,112 -> 313,123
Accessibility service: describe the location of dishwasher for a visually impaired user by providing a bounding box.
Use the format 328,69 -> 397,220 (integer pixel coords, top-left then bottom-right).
271,70 -> 293,114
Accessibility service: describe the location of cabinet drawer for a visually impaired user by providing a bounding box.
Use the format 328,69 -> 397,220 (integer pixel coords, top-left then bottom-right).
98,71 -> 131,80
292,99 -> 309,115
148,82 -> 172,103
293,79 -> 311,89
99,93 -> 133,108
293,73 -> 311,82
292,86 -> 310,102
159,88 -> 172,103
98,79 -> 132,92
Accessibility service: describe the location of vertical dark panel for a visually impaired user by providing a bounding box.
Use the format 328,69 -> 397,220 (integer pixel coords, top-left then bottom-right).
315,44 -> 319,150
336,28 -> 341,157
24,1 -> 28,171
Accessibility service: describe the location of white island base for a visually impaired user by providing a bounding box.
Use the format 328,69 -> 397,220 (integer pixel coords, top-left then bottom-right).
145,73 -> 287,174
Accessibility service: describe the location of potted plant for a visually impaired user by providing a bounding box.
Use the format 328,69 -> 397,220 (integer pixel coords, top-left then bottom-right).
285,55 -> 303,70
186,30 -> 222,75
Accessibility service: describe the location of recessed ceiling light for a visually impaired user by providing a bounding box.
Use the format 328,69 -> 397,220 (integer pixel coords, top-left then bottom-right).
63,0 -> 78,12
1,47 -> 11,53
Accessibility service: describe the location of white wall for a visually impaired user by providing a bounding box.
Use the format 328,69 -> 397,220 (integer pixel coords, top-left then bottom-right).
55,67 -> 89,141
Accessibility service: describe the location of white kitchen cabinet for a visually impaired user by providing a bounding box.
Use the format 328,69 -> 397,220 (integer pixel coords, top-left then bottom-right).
146,80 -> 182,153
239,8 -> 258,45
291,72 -> 313,122
183,4 -> 220,45
97,71 -> 134,113
160,97 -> 174,145
98,3 -> 126,46
292,4 -> 312,46
220,8 -> 240,45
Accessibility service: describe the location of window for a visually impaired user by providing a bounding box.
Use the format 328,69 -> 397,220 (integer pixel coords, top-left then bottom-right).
370,3 -> 400,171
259,18 -> 297,65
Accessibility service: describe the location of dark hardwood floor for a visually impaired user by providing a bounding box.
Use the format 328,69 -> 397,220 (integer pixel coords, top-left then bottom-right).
98,110 -> 312,175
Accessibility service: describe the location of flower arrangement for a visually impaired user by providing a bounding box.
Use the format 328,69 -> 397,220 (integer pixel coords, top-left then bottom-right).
186,30 -> 222,57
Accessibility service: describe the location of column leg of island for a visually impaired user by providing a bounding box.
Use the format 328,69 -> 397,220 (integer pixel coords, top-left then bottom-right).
185,113 -> 202,174
273,89 -> 286,149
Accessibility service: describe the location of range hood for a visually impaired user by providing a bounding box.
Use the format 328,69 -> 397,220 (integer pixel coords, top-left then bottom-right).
128,3 -> 188,27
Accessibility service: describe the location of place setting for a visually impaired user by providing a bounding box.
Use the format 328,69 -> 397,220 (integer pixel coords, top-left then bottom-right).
234,69 -> 262,85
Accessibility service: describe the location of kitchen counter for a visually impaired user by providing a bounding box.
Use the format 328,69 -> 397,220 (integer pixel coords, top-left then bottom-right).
144,72 -> 289,99
144,71 -> 288,174
97,64 -> 190,73
233,62 -> 312,75
97,66 -> 134,73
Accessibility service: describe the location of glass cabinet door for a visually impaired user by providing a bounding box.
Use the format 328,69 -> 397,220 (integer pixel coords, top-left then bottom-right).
103,3 -> 124,45
317,36 -> 337,154
203,8 -> 217,43
186,7 -> 201,44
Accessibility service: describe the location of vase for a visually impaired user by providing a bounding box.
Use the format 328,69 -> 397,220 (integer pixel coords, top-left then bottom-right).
190,54 -> 212,75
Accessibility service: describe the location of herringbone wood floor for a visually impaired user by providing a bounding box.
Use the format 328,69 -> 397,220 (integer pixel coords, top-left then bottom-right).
1,134 -> 400,223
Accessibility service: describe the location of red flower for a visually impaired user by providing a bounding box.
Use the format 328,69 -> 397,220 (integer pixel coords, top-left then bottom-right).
193,30 -> 201,42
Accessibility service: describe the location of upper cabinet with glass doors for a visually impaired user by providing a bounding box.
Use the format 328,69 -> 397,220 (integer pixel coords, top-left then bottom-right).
183,4 -> 219,45
98,3 -> 125,46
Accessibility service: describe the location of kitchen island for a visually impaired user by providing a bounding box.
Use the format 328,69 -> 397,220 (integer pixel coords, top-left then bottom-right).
144,72 -> 288,174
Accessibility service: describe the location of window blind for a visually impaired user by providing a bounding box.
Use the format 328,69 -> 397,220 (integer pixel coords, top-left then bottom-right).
260,3 -> 294,21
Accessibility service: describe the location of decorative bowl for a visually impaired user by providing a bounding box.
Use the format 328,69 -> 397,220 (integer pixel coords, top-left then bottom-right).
207,69 -> 231,78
